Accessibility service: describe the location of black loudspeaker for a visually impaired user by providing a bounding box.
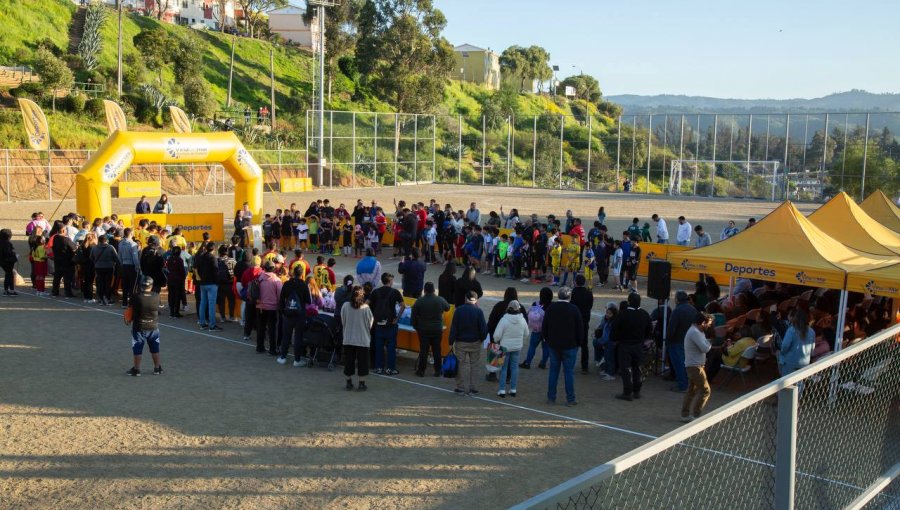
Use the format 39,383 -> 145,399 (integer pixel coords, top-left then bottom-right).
647,260 -> 672,300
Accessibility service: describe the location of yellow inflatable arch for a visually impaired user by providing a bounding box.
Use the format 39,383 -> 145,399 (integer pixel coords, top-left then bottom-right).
76,131 -> 264,222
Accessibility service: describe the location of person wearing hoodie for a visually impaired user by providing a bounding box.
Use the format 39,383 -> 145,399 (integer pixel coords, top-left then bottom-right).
494,300 -> 530,398
355,248 -> 382,286
256,261 -> 283,355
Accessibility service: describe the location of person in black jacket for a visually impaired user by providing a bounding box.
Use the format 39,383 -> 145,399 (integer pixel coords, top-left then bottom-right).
613,292 -> 653,401
570,274 -> 595,374
453,266 -> 483,306
139,237 -> 166,293
0,229 -> 18,296
277,265 -> 313,366
398,248 -> 427,298
666,290 -> 696,392
437,262 -> 456,303
542,287 -> 583,406
51,229 -> 77,298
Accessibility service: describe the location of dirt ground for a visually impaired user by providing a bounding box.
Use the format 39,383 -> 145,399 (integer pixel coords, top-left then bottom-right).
0,185 -> 797,509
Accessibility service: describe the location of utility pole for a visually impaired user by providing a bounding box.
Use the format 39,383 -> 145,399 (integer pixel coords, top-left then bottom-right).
116,0 -> 123,96
317,4 -> 326,186
227,36 -> 235,107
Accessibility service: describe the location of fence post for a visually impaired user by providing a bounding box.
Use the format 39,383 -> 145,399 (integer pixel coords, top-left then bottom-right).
532,117 -> 537,188
506,116 -> 511,187
746,113 -> 753,196
861,113 -> 870,202
587,115 -> 592,191
481,115 -> 486,186
329,111 -> 334,189
631,116 -> 636,185
374,113 -> 378,185
615,116 -> 622,192
278,149 -> 283,185
646,115 -> 652,194
775,385 -> 798,510
413,114 -> 418,184
694,114 -> 700,196
783,114 -> 791,200
352,112 -> 356,188
457,114 -> 462,183
394,113 -> 399,187
5,149 -> 10,202
559,114 -> 564,190
47,149 -> 52,201
711,114 -> 718,197
432,115 -> 436,183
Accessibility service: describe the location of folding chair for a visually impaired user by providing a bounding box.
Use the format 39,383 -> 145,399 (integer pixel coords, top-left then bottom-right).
719,345 -> 758,389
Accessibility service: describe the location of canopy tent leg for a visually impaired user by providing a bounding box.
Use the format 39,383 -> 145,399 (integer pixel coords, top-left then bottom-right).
828,289 -> 849,405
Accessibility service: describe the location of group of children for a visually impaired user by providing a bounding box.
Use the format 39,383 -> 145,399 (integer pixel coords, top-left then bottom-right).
260,211 -> 384,259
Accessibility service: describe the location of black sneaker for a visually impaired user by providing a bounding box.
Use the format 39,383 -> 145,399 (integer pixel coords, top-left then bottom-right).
208,326 -> 223,332
469,389 -> 479,395
126,367 -> 141,377
346,379 -> 354,391
615,394 -> 633,402
199,324 -> 209,330
519,363 -> 531,369
357,381 -> 367,391
153,366 -> 163,375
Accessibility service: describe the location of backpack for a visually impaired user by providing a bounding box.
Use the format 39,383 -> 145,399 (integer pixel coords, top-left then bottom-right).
216,258 -> 232,285
527,304 -> 545,332
246,277 -> 261,304
284,288 -> 302,317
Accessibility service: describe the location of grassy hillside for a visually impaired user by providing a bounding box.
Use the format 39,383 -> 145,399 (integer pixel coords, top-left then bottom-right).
0,0 -> 75,64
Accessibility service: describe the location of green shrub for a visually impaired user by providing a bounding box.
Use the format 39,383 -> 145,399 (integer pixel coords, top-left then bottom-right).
183,78 -> 216,118
9,82 -> 43,99
63,93 -> 86,113
31,47 -> 74,97
84,98 -> 105,119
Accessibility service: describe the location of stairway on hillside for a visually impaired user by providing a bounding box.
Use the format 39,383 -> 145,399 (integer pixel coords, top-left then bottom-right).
68,6 -> 87,54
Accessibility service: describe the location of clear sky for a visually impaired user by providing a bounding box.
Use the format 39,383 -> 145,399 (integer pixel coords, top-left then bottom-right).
433,0 -> 898,99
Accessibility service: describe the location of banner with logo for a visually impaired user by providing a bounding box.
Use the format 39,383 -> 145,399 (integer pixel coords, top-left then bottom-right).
123,213 -> 225,242
847,267 -> 900,299
666,252 -> 842,290
17,98 -> 50,150
169,106 -> 192,133
103,100 -> 128,134
118,181 -> 162,198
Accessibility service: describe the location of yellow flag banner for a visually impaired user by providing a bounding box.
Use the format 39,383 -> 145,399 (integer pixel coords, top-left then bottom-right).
103,100 -> 128,134
17,98 -> 50,150
169,106 -> 192,133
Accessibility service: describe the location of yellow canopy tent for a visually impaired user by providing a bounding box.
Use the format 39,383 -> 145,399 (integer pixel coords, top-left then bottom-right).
859,190 -> 900,233
667,201 -> 899,350
808,192 -> 900,257
846,263 -> 900,299
667,201 -> 895,291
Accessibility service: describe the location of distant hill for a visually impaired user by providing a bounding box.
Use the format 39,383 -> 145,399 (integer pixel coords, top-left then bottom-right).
607,90 -> 900,114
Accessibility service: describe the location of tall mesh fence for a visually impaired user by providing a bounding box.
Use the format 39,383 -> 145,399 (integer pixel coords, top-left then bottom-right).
515,325 -> 900,510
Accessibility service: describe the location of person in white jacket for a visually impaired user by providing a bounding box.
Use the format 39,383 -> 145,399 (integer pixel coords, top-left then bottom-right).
494,300 -> 531,397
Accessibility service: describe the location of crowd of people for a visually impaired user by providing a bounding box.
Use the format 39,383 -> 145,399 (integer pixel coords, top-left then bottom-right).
4,197 -> 894,419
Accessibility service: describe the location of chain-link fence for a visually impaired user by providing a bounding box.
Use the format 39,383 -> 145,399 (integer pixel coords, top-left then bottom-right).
512,323 -> 900,510
0,148 -> 308,202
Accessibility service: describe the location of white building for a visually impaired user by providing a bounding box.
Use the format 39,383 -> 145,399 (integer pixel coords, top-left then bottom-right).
175,0 -> 236,30
267,6 -> 317,50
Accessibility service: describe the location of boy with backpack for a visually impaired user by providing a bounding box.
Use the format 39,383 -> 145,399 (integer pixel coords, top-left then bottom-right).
277,265 -> 313,367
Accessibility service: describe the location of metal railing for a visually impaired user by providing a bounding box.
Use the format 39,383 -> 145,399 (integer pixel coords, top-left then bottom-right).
0,148 -> 308,202
512,323 -> 900,510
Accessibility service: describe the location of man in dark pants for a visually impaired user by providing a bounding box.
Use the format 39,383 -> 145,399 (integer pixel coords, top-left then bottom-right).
51,229 -> 77,298
542,287 -> 583,406
369,272 -> 405,375
570,274 -> 594,374
612,292 -> 653,401
277,265 -> 312,367
118,228 -> 140,307
666,290 -> 696,392
411,282 -> 450,377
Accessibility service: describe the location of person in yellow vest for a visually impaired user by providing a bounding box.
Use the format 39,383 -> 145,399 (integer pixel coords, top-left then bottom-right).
134,219 -> 150,248
168,227 -> 187,250
288,249 -> 310,281
549,242 -> 562,286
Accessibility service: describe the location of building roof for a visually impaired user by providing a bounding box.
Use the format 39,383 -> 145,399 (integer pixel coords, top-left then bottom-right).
268,6 -> 306,15
454,44 -> 487,53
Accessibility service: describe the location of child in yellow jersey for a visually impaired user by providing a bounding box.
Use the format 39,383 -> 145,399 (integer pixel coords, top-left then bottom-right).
549,243 -> 562,286
30,238 -> 49,295
561,241 -> 581,287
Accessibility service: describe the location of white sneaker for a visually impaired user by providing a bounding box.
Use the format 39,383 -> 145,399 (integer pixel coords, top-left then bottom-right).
276,356 -> 287,365
601,374 -> 616,381
594,361 -> 603,368
520,278 -> 529,283
680,415 -> 695,423
239,320 -> 245,327
497,389 -> 506,397
293,358 -> 309,367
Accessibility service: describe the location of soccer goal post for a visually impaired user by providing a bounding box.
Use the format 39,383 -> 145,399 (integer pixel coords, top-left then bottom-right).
669,159 -> 781,200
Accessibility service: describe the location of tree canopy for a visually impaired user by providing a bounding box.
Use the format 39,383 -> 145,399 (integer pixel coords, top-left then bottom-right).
499,45 -> 552,93
355,0 -> 454,113
560,74 -> 601,103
